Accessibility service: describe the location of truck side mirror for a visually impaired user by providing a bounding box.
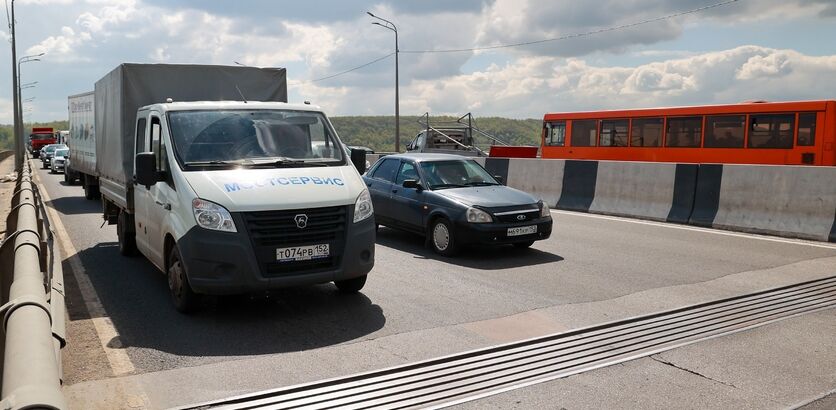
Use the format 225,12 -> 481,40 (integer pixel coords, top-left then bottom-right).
135,152 -> 158,187
350,148 -> 367,174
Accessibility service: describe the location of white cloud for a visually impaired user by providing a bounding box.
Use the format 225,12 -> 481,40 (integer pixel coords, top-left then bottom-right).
296,45 -> 836,118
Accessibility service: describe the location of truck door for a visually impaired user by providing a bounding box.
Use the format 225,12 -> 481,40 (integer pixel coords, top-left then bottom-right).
133,112 -> 153,258
135,113 -> 172,268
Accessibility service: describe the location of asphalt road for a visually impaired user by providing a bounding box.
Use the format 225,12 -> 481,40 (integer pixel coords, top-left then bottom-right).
29,164 -> 836,409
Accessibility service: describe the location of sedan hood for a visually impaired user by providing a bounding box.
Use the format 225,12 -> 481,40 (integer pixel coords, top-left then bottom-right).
436,185 -> 538,208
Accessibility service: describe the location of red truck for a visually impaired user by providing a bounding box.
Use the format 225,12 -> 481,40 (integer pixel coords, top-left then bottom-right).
29,127 -> 56,158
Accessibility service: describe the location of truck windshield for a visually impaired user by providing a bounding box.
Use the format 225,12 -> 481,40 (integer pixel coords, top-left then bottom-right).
168,110 -> 345,168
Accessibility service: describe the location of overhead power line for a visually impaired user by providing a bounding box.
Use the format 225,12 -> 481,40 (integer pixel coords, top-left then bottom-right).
299,52 -> 395,84
298,0 -> 740,84
401,0 -> 741,54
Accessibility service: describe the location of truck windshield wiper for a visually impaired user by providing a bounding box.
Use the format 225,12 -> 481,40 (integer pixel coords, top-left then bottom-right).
249,158 -> 329,168
183,159 -> 250,167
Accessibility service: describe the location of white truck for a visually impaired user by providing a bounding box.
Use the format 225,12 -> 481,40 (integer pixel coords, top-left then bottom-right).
90,63 -> 375,312
66,91 -> 95,187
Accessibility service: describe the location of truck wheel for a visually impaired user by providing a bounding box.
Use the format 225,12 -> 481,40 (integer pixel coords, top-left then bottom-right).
116,211 -> 137,256
168,246 -> 201,313
429,218 -> 460,257
335,275 -> 367,293
83,178 -> 94,200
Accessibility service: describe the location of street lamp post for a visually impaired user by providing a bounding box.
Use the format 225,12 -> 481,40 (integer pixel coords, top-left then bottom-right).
367,11 -> 400,152
9,0 -> 22,171
17,54 -> 44,155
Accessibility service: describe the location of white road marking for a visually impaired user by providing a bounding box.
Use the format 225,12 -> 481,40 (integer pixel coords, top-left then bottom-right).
32,166 -> 137,376
551,209 -> 836,250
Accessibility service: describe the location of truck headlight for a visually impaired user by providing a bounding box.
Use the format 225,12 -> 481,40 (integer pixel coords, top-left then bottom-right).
192,198 -> 237,232
539,200 -> 550,217
353,189 -> 374,223
466,207 -> 492,223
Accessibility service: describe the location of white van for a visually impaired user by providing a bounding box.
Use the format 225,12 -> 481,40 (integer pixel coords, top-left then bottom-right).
125,101 -> 375,311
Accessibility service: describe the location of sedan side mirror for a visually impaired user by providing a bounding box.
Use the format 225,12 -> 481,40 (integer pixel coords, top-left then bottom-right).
494,175 -> 504,185
135,152 -> 158,187
402,179 -> 423,191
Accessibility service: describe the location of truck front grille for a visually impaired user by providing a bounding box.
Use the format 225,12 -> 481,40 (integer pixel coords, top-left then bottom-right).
242,206 -> 347,277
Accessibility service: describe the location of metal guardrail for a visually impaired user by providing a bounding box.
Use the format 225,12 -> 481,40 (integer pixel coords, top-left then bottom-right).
0,156 -> 67,410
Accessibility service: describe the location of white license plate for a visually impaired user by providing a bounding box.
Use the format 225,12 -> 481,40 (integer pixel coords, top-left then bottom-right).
507,225 -> 537,237
276,244 -> 330,262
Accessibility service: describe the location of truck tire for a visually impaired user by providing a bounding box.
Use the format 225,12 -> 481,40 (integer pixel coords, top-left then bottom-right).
116,211 -> 137,256
335,275 -> 367,293
168,246 -> 201,313
83,177 -> 94,200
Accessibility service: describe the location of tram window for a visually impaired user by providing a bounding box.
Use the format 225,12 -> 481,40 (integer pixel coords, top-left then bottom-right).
666,117 -> 703,148
599,120 -> 629,147
705,115 -> 745,148
545,121 -> 566,146
571,120 -> 598,147
630,118 -> 663,147
798,113 -> 816,146
749,114 -> 794,149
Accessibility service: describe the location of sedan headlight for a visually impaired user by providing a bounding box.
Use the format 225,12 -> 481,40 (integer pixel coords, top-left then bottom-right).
353,189 -> 374,223
466,207 -> 492,223
192,198 -> 236,232
539,200 -> 551,217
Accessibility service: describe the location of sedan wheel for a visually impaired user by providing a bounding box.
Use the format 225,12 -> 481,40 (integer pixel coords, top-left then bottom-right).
430,218 -> 459,256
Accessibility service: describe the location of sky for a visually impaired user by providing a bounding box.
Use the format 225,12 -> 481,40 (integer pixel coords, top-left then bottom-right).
1,0 -> 835,123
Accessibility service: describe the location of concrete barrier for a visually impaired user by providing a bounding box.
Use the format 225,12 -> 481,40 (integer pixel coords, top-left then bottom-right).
479,157 -> 835,242
710,165 -> 836,241
508,158 -> 565,209
589,161 -> 678,221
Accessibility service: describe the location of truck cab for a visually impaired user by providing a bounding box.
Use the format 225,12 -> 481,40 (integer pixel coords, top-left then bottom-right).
406,128 -> 484,157
119,101 -> 375,312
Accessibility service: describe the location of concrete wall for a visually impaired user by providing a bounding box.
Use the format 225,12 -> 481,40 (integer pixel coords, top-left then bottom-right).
589,161 -> 677,221
712,165 -> 836,241
482,157 -> 835,243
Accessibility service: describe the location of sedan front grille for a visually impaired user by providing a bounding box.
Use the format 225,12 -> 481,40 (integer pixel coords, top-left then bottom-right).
487,205 -> 541,223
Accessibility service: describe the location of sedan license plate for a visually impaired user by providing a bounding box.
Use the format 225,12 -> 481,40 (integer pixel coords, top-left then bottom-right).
507,225 -> 537,237
276,244 -> 330,262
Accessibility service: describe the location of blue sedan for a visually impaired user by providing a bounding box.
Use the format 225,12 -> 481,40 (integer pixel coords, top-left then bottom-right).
363,153 -> 553,256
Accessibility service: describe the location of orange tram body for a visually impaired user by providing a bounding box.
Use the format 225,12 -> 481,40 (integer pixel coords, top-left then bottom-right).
540,100 -> 836,166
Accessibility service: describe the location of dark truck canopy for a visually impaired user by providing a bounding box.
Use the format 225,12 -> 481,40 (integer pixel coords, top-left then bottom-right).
95,63 -> 288,185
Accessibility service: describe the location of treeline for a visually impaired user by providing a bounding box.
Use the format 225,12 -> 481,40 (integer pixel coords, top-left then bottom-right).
331,116 -> 543,153
0,117 -> 542,153
0,121 -> 69,150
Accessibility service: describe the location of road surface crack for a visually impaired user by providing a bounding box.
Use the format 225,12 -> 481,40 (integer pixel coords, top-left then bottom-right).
650,355 -> 738,389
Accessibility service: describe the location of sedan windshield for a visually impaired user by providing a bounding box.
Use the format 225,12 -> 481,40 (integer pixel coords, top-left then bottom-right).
55,149 -> 69,157
168,110 -> 345,167
419,160 -> 500,190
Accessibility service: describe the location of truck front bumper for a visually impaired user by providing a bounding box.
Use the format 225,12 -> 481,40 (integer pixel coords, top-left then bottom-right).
177,211 -> 375,295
